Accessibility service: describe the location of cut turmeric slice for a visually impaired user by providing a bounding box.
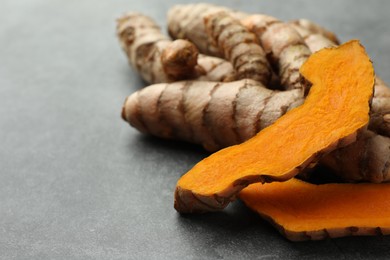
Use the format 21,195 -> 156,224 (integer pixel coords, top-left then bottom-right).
174,40 -> 375,213
239,178 -> 390,241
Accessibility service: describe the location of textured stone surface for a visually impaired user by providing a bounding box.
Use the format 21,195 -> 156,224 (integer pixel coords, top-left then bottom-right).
1,0 -> 390,259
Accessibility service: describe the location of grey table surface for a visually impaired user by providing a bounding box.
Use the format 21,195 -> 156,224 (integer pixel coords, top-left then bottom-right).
1,0 -> 390,259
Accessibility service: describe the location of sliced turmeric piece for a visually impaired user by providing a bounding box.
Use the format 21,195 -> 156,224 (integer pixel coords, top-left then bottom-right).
174,40 -> 374,213
239,178 -> 390,241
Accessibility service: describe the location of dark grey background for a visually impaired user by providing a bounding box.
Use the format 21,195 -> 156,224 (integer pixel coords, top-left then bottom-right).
1,0 -> 390,259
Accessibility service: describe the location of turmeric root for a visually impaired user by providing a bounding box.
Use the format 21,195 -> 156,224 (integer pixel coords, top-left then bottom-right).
173,40 -> 374,213
370,90 -> 390,137
117,13 -> 198,83
117,12 -> 237,83
168,4 -> 311,91
167,3 -> 248,57
321,130 -> 390,183
204,12 -> 272,85
239,178 -> 390,241
122,79 -> 303,151
242,15 -> 312,91
371,78 -> 390,136
289,22 -> 337,53
196,54 -> 236,82
290,19 -> 340,44
302,33 -> 337,53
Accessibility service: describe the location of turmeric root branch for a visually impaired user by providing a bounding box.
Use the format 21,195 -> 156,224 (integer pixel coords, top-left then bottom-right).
117,12 -> 238,83
242,15 -> 311,91
322,130 -> 390,183
167,3 -> 248,57
117,13 -> 198,83
204,12 -> 272,85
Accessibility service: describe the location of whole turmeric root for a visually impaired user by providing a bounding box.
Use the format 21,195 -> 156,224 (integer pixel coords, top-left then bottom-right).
122,79 -> 303,152
204,12 -> 272,85
117,12 -> 237,83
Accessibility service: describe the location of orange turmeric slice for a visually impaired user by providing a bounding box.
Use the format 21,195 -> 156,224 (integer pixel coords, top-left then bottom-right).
239,178 -> 390,241
174,40 -> 375,213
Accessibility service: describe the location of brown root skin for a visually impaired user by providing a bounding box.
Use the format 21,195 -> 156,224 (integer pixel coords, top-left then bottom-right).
289,21 -> 337,53
304,34 -> 337,53
161,40 -> 198,81
370,95 -> 390,137
375,77 -> 390,97
117,13 -> 197,83
290,19 -> 340,44
370,78 -> 390,137
167,3 -> 248,57
204,12 -> 271,85
239,179 -> 390,241
122,79 -> 304,152
117,13 -> 171,82
195,54 -> 237,82
322,130 -> 390,183
242,15 -> 311,92
167,4 -> 314,91
117,12 -> 237,84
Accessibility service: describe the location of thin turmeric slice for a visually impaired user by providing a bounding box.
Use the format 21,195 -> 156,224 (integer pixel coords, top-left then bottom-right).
239,178 -> 390,241
174,40 -> 374,213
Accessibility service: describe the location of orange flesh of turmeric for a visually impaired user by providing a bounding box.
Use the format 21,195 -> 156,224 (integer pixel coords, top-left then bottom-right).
175,40 -> 374,213
239,178 -> 390,241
